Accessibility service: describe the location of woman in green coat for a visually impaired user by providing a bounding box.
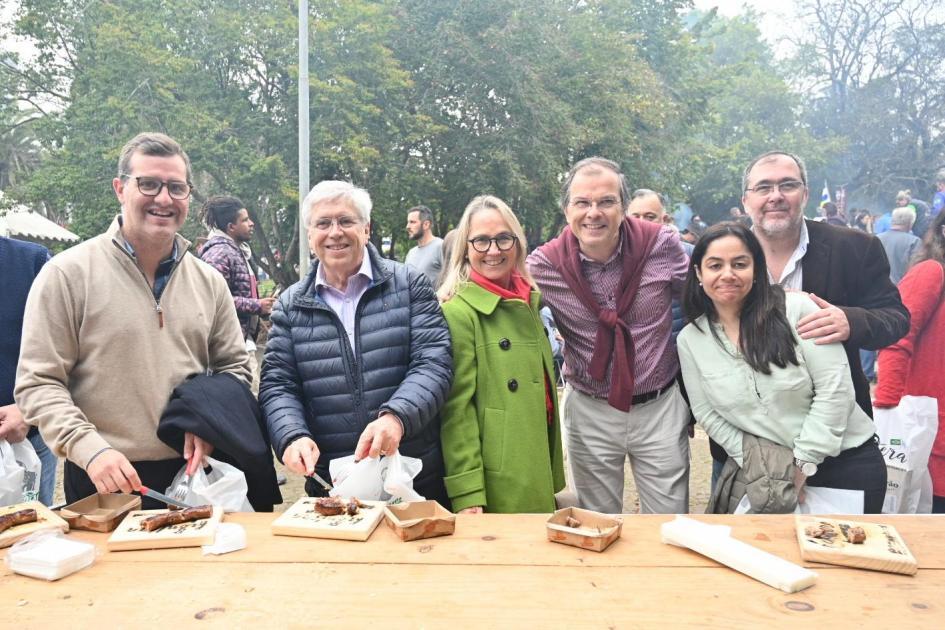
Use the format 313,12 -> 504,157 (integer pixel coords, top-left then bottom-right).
437,195 -> 565,513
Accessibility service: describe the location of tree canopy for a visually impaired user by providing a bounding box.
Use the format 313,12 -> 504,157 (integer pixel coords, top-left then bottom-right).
3,0 -> 943,281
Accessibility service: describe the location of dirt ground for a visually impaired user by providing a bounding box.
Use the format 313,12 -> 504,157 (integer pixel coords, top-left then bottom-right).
52,425 -> 714,514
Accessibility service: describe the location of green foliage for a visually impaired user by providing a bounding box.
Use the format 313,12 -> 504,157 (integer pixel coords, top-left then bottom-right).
2,0 -> 837,280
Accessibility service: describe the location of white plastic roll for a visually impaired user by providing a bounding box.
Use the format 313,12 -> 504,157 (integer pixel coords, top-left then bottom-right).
661,516 -> 817,593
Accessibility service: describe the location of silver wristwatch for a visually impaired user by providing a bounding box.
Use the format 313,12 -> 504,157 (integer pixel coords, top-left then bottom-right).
794,458 -> 818,477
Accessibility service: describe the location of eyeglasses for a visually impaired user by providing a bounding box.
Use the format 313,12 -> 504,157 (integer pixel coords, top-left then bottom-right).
570,197 -> 620,211
744,180 -> 805,196
123,175 -> 192,200
311,216 -> 362,231
468,233 -> 518,253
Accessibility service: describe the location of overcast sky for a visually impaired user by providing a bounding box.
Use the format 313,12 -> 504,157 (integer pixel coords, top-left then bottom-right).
693,0 -> 792,50
1,2 -> 789,57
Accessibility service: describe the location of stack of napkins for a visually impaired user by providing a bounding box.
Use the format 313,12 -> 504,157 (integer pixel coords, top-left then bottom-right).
5,532 -> 96,581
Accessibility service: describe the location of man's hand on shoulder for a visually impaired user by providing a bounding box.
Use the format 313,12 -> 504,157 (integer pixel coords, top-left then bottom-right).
87,449 -> 142,494
0,404 -> 30,443
796,293 -> 851,345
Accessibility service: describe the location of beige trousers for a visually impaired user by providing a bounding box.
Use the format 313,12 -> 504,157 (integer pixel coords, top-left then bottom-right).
562,382 -> 690,514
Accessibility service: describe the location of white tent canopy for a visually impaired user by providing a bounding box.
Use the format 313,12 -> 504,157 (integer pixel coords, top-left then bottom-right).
0,193 -> 79,243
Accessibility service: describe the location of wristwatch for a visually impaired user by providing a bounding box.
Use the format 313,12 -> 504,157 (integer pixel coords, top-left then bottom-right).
794,458 -> 818,477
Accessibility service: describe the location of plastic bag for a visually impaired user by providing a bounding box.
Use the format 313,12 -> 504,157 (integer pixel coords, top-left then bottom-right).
734,486 -> 864,515
0,439 -> 42,506
5,529 -> 96,581
166,457 -> 253,513
329,451 -> 424,503
874,396 -> 938,514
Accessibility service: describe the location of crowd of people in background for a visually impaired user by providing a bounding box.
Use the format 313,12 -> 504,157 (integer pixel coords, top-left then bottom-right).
3,132 -> 944,518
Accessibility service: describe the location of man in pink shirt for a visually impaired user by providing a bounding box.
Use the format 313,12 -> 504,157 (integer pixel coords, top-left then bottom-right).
527,157 -> 690,514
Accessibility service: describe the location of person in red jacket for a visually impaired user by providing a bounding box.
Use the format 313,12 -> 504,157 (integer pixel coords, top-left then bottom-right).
875,210 -> 945,512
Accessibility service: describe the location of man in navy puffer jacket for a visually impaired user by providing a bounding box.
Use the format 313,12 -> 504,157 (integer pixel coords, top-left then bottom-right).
260,181 -> 453,505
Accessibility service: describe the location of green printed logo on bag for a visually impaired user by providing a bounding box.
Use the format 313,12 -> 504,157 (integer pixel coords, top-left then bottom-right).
890,439 -> 902,445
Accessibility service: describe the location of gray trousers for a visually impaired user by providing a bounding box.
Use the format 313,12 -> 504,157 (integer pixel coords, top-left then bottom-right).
562,383 -> 690,514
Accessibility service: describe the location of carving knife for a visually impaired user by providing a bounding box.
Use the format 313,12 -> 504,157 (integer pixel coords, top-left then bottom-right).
138,485 -> 196,509
308,471 -> 334,492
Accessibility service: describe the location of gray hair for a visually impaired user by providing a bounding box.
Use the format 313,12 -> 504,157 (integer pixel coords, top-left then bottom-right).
560,157 -> 631,212
891,207 -> 916,228
742,151 -> 808,192
631,188 -> 666,209
301,180 -> 372,227
117,132 -> 193,182
895,189 -> 911,202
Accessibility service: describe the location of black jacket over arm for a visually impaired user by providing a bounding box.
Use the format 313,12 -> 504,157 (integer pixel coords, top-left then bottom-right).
158,373 -> 282,512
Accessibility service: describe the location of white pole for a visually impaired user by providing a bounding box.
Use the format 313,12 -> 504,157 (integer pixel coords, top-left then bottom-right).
298,0 -> 310,278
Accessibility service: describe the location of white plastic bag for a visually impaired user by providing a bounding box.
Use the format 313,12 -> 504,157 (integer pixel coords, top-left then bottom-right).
329,451 -> 424,503
0,439 -> 42,506
5,529 -> 96,581
166,457 -> 253,513
795,487 -> 864,514
734,487 -> 864,515
874,396 -> 938,514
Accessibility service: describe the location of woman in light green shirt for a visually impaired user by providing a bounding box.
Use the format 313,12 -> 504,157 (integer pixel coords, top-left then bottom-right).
677,222 -> 887,513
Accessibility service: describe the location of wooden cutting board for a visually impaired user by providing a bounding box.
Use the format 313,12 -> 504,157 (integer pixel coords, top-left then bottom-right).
272,497 -> 386,541
795,515 -> 918,575
0,501 -> 70,548
106,507 -> 223,551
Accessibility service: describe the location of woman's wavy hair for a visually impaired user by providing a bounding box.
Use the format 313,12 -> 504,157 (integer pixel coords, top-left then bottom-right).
437,195 -> 535,302
683,221 -> 799,374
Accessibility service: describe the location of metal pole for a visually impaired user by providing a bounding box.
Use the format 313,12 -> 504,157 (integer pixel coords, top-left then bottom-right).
298,0 -> 311,278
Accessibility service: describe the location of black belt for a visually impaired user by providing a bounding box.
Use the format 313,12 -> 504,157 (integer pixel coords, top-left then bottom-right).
631,381 -> 675,406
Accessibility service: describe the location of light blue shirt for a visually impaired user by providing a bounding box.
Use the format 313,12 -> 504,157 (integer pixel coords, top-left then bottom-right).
315,249 -> 373,350
677,292 -> 875,466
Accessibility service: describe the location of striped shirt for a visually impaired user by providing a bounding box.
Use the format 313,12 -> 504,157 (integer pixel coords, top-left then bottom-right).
527,228 -> 688,399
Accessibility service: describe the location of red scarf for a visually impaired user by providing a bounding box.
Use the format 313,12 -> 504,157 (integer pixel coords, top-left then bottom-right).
538,217 -> 661,411
469,269 -> 554,426
469,269 -> 532,302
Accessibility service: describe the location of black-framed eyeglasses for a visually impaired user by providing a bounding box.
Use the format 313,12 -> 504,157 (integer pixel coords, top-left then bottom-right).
123,174 -> 193,200
744,180 -> 805,196
468,233 -> 518,253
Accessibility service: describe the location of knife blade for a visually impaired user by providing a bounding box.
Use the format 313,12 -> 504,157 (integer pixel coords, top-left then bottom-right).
138,485 -> 196,509
308,471 -> 334,492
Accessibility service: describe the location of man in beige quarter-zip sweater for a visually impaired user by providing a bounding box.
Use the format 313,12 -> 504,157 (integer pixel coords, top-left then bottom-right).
15,132 -> 250,507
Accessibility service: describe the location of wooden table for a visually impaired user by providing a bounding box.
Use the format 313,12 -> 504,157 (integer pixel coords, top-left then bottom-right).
2,513 -> 942,627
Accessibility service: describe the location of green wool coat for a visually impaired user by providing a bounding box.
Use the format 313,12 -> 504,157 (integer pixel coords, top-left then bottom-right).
440,281 -> 565,513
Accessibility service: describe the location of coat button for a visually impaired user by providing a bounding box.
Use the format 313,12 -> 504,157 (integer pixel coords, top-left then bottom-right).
507,379 -> 518,392
499,338 -> 511,350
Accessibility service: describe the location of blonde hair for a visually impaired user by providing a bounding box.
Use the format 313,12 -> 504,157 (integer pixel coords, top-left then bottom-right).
437,195 -> 536,302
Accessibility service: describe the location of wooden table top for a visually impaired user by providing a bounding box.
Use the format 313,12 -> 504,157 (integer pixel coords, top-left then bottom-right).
3,513 -> 943,627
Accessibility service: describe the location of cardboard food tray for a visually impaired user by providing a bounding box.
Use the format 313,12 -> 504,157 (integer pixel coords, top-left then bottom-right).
795,515 -> 918,575
546,507 -> 622,553
384,500 -> 456,541
106,506 -> 223,551
59,493 -> 141,533
272,497 -> 386,541
0,501 -> 70,548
